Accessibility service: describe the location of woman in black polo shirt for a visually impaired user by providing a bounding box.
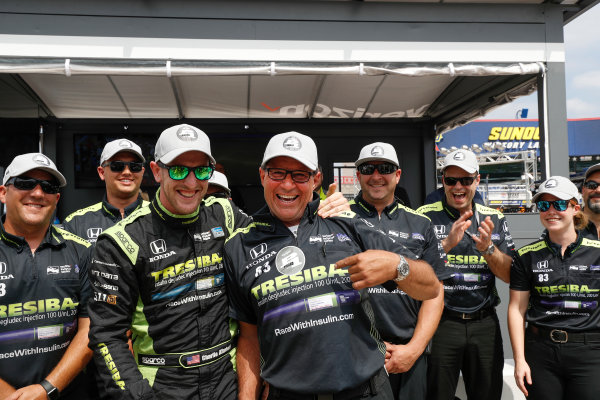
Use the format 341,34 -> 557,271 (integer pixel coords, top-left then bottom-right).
508,176 -> 600,400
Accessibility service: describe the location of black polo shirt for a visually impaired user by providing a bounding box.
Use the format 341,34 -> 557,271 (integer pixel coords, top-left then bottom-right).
62,194 -> 148,243
582,220 -> 599,240
224,197 -> 418,393
350,193 -> 450,342
417,198 -> 515,313
511,232 -> 600,331
0,223 -> 92,395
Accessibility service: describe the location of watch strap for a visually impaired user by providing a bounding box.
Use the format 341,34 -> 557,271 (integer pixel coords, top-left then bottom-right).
40,379 -> 59,400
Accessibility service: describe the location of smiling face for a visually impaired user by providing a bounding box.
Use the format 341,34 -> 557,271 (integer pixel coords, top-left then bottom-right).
583,171 -> 600,216
260,156 -> 317,227
98,152 -> 144,203
538,194 -> 579,235
150,151 -> 209,216
0,169 -> 60,236
356,161 -> 401,209
443,166 -> 480,213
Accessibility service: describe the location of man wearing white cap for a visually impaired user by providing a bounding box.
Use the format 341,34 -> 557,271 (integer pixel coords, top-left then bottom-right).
87,125 -> 352,399
0,153 -> 94,399
417,149 -> 515,400
581,163 -> 600,239
63,138 -> 148,244
350,142 -> 449,400
224,132 -> 440,400
207,170 -> 232,199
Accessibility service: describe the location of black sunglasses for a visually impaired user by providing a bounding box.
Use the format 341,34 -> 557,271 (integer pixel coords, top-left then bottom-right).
583,180 -> 600,190
5,177 -> 60,194
157,161 -> 214,181
102,161 -> 144,173
443,176 -> 476,186
536,200 -> 573,212
265,168 -> 314,183
357,163 -> 398,175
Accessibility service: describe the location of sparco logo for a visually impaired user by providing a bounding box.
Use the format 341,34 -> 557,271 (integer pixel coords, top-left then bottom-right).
0,262 -> 6,274
371,146 -> 384,156
142,357 -> 166,366
115,231 -> 135,254
250,243 -> 268,259
150,239 -> 167,255
118,139 -> 133,148
434,225 -> 446,235
283,136 -> 301,151
87,228 -> 102,239
177,125 -> 198,141
537,260 -> 548,269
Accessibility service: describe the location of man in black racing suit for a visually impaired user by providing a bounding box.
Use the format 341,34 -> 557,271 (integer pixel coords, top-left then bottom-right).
87,124 -> 252,399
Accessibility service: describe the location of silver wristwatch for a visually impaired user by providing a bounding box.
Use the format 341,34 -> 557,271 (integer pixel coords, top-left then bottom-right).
394,255 -> 410,282
482,243 -> 495,256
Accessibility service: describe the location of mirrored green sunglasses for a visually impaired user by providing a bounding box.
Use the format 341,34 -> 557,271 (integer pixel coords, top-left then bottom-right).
157,161 -> 214,181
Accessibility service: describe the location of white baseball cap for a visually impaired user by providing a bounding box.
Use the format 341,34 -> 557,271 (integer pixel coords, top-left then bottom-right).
443,149 -> 479,174
3,153 -> 66,187
155,124 -> 215,165
100,138 -> 145,165
584,163 -> 600,181
208,171 -> 231,195
532,176 -> 581,203
261,132 -> 318,171
355,142 -> 399,167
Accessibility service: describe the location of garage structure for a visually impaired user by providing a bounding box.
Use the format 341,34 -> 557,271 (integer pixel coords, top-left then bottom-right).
0,0 -> 596,220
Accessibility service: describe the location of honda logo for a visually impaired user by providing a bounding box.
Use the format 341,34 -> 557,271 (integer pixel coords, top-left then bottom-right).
250,243 -> 268,259
0,262 -> 6,275
537,260 -> 549,269
150,239 -> 167,255
434,225 -> 446,235
87,228 -> 102,239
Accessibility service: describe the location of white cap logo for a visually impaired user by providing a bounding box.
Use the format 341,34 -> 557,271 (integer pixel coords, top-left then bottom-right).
33,154 -> 51,166
118,140 -> 133,148
370,146 -> 384,156
545,179 -> 558,188
453,152 -> 465,161
176,126 -> 199,141
283,136 -> 302,151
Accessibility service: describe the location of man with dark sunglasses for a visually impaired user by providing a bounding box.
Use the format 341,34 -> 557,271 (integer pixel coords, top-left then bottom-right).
63,139 -> 148,244
417,149 -> 515,400
0,153 -> 95,399
350,142 -> 449,400
87,125 -> 350,400
581,163 -> 600,239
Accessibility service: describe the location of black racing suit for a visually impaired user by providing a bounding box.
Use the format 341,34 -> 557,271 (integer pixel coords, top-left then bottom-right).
0,222 -> 93,399
511,232 -> 600,399
63,195 -> 148,244
88,192 -> 251,400
350,193 -> 450,400
224,196 -> 423,396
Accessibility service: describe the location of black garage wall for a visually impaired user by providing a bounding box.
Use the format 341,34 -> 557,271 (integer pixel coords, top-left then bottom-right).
25,118 -> 434,220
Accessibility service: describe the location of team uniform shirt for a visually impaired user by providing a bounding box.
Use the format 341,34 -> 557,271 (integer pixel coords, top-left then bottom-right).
0,223 -> 92,398
88,192 -> 251,400
417,199 -> 515,313
62,194 -> 148,243
224,196 -> 418,394
350,193 -> 450,342
582,220 -> 599,240
510,231 -> 600,331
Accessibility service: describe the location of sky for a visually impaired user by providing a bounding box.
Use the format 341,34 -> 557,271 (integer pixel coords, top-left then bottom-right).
482,4 -> 600,120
